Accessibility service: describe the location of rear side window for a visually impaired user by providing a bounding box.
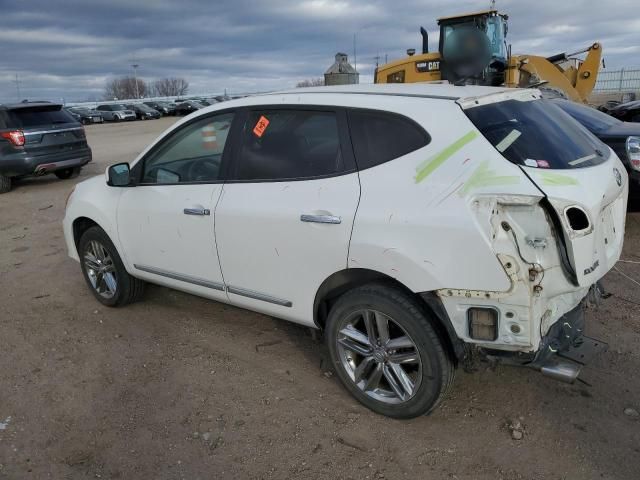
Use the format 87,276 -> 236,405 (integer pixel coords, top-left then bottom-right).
348,110 -> 430,170
465,99 -> 609,169
232,110 -> 345,181
9,107 -> 76,128
0,110 -> 10,129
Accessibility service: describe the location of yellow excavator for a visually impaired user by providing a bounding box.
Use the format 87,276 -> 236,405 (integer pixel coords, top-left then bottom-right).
374,9 -> 601,103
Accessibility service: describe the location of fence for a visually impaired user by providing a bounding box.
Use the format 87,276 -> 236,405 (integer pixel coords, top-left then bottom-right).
594,68 -> 640,92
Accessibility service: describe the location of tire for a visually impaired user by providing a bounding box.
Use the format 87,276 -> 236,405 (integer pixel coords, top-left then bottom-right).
54,167 -> 81,180
326,283 -> 454,419
112,115 -> 120,122
78,226 -> 145,307
0,174 -> 11,194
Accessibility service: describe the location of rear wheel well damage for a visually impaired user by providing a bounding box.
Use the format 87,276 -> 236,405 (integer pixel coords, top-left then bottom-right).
72,217 -> 100,251
313,268 -> 465,364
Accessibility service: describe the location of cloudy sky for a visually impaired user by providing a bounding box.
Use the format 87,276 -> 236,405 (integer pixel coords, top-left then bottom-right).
0,0 -> 638,103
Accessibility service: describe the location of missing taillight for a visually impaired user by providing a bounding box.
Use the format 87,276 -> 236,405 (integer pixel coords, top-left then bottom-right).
565,206 -> 590,231
1,130 -> 25,147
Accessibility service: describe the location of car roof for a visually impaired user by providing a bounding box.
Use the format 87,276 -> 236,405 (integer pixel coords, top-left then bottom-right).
264,83 -> 514,102
1,101 -> 62,110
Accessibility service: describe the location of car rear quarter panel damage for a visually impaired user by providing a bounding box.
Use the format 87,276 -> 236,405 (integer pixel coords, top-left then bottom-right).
348,98 -> 621,353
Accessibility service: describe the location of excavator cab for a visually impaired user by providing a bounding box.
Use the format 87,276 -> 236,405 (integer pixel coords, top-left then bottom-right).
374,8 -> 601,103
437,9 -> 508,86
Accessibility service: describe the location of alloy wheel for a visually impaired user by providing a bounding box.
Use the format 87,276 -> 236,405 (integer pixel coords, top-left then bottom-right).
83,240 -> 117,299
336,309 -> 423,404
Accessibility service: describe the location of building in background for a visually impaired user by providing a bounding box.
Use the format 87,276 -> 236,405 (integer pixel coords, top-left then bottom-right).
324,53 -> 359,86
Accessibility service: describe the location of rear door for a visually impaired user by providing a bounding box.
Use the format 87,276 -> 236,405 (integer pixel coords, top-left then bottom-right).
214,107 -> 360,325
9,105 -> 87,156
463,93 -> 628,286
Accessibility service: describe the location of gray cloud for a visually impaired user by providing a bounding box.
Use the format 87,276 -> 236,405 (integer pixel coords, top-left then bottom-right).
0,0 -> 637,102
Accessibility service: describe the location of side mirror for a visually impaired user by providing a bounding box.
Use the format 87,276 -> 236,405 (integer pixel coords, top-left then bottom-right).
106,162 -> 132,187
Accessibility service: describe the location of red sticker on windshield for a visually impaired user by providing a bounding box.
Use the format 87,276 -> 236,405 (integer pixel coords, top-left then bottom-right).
253,115 -> 270,137
536,160 -> 550,168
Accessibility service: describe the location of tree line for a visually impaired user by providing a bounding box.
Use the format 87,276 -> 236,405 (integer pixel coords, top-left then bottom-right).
104,77 -> 189,100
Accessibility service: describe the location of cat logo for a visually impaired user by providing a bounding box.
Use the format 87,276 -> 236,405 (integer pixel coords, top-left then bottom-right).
416,61 -> 440,73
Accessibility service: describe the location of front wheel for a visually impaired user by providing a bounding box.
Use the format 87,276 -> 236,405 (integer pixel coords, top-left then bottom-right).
78,226 -> 145,307
326,283 -> 454,418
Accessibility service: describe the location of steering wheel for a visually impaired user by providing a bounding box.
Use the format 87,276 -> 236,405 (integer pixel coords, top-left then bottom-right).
187,158 -> 220,182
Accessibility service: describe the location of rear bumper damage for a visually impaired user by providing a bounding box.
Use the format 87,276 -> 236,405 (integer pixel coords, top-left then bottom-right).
489,291 -> 608,383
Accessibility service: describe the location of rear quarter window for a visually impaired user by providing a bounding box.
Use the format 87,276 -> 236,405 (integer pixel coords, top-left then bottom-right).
465,99 -> 609,169
347,109 -> 430,170
0,110 -> 11,129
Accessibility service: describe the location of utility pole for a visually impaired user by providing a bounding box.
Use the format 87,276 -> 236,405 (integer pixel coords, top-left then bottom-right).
353,33 -> 357,72
131,61 -> 140,99
14,74 -> 21,101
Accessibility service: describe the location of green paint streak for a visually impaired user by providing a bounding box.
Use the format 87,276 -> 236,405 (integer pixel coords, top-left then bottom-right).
415,130 -> 478,184
536,171 -> 579,186
459,160 -> 520,195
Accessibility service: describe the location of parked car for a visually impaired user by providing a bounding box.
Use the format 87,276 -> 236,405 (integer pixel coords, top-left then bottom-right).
63,84 -> 627,418
143,101 -> 176,116
597,100 -> 621,113
175,100 -> 205,115
0,102 -> 91,193
606,100 -> 640,122
125,103 -> 161,120
66,107 -> 104,125
553,99 -> 640,191
95,104 -> 136,122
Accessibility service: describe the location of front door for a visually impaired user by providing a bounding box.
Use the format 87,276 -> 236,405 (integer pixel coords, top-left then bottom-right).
215,107 -> 360,325
117,112 -> 235,300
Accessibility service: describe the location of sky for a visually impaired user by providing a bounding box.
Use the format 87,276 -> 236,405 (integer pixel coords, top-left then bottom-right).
0,0 -> 638,103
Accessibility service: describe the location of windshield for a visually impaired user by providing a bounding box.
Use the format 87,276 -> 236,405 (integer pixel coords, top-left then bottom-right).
552,99 -> 620,133
486,16 -> 507,59
465,98 -> 609,169
112,104 -> 127,110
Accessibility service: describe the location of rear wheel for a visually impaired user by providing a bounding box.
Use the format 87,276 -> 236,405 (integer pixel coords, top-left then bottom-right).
0,175 -> 12,193
326,283 -> 454,418
55,167 -> 81,180
78,226 -> 145,307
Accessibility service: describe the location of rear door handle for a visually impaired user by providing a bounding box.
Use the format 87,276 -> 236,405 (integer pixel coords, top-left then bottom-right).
300,214 -> 341,224
184,207 -> 210,216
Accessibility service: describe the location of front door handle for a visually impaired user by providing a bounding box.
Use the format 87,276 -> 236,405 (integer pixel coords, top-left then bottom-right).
184,207 -> 210,216
300,214 -> 341,224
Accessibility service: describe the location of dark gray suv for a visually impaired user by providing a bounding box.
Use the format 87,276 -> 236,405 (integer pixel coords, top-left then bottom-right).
0,102 -> 92,193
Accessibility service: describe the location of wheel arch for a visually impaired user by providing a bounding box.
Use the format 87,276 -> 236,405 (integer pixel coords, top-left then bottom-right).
72,216 -> 102,251
313,268 -> 465,363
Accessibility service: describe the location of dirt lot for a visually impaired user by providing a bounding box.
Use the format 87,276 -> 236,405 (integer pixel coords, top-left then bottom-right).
1,118 -> 639,480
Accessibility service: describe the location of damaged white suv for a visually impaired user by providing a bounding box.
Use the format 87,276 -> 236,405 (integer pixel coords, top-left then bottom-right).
63,84 -> 627,418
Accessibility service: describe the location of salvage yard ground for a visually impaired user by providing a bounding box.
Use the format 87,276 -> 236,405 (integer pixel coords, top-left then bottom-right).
1,118 -> 639,479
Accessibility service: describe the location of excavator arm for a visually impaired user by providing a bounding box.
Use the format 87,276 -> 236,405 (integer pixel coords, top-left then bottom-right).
506,43 -> 601,103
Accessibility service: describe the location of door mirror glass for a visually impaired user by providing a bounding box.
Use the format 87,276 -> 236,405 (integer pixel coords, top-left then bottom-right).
107,162 -> 131,187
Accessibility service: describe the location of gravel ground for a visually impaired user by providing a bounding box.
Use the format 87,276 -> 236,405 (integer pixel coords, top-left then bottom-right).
1,117 -> 639,480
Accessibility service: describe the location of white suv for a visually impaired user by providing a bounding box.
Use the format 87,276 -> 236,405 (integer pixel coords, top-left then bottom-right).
63,84 -> 627,418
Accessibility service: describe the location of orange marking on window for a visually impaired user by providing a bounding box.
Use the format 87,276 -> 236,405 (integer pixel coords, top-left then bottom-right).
253,116 -> 270,137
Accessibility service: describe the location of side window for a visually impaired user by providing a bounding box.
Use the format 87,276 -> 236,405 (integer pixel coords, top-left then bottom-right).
232,110 -> 344,181
141,113 -> 234,184
387,70 -> 405,83
348,109 -> 430,170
